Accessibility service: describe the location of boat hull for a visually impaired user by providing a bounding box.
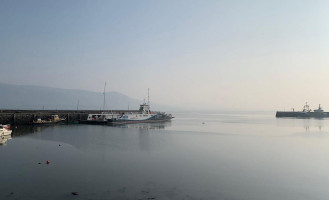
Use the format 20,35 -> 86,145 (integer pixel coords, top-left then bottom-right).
0,135 -> 12,145
1,130 -> 12,136
109,119 -> 172,124
108,117 -> 173,124
276,111 -> 329,118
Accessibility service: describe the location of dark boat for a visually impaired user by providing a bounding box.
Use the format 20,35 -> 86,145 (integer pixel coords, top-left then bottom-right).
276,103 -> 328,118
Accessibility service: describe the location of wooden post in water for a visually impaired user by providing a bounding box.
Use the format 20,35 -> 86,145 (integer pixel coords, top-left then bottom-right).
67,113 -> 69,123
13,114 -> 16,125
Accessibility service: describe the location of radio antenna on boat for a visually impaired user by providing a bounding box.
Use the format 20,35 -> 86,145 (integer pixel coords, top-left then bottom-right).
103,82 -> 106,110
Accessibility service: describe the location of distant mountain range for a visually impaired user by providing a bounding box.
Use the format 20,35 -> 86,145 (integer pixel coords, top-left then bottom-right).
0,83 -> 172,110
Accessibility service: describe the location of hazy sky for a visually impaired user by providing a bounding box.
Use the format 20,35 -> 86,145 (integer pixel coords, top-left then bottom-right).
1,0 -> 329,110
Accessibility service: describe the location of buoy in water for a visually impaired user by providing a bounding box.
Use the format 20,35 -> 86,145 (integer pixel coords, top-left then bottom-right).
46,160 -> 50,165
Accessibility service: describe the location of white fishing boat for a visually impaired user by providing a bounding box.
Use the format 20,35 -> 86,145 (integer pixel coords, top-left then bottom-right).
79,112 -> 121,124
108,89 -> 173,124
0,124 -> 12,136
108,102 -> 173,124
81,88 -> 173,125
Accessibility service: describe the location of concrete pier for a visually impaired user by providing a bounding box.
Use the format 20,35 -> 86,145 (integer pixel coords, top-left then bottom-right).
0,110 -> 137,125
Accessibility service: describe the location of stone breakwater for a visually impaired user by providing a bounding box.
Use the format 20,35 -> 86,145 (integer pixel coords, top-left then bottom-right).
0,110 -> 135,125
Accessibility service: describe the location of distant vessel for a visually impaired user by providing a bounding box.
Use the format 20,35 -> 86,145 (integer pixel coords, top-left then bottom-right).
108,102 -> 173,124
32,115 -> 66,125
276,103 -> 328,118
0,124 -> 12,136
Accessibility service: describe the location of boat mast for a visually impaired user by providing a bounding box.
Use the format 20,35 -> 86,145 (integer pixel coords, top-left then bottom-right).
148,88 -> 150,105
148,88 -> 150,114
103,82 -> 106,110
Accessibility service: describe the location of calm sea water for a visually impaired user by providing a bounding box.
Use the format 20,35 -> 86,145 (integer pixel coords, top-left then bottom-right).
1,111 -> 329,200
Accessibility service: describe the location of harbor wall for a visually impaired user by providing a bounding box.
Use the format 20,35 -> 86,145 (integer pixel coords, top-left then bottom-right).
0,110 -> 137,125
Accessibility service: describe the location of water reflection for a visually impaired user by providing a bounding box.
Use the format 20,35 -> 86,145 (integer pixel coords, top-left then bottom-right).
6,123 -> 172,152
109,121 -> 172,130
10,121 -> 172,138
0,125 -> 47,146
138,128 -> 151,151
0,135 -> 12,145
276,118 -> 328,130
12,125 -> 54,136
303,125 -> 323,132
4,112 -> 329,200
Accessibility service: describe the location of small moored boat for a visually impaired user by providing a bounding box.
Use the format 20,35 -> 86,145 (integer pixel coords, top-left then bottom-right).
79,112 -> 121,125
32,115 -> 66,125
0,124 -> 12,136
0,135 -> 12,145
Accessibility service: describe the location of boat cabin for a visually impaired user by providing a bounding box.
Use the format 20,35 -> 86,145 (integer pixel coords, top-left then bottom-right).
139,103 -> 151,114
51,115 -> 61,122
314,104 -> 324,113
